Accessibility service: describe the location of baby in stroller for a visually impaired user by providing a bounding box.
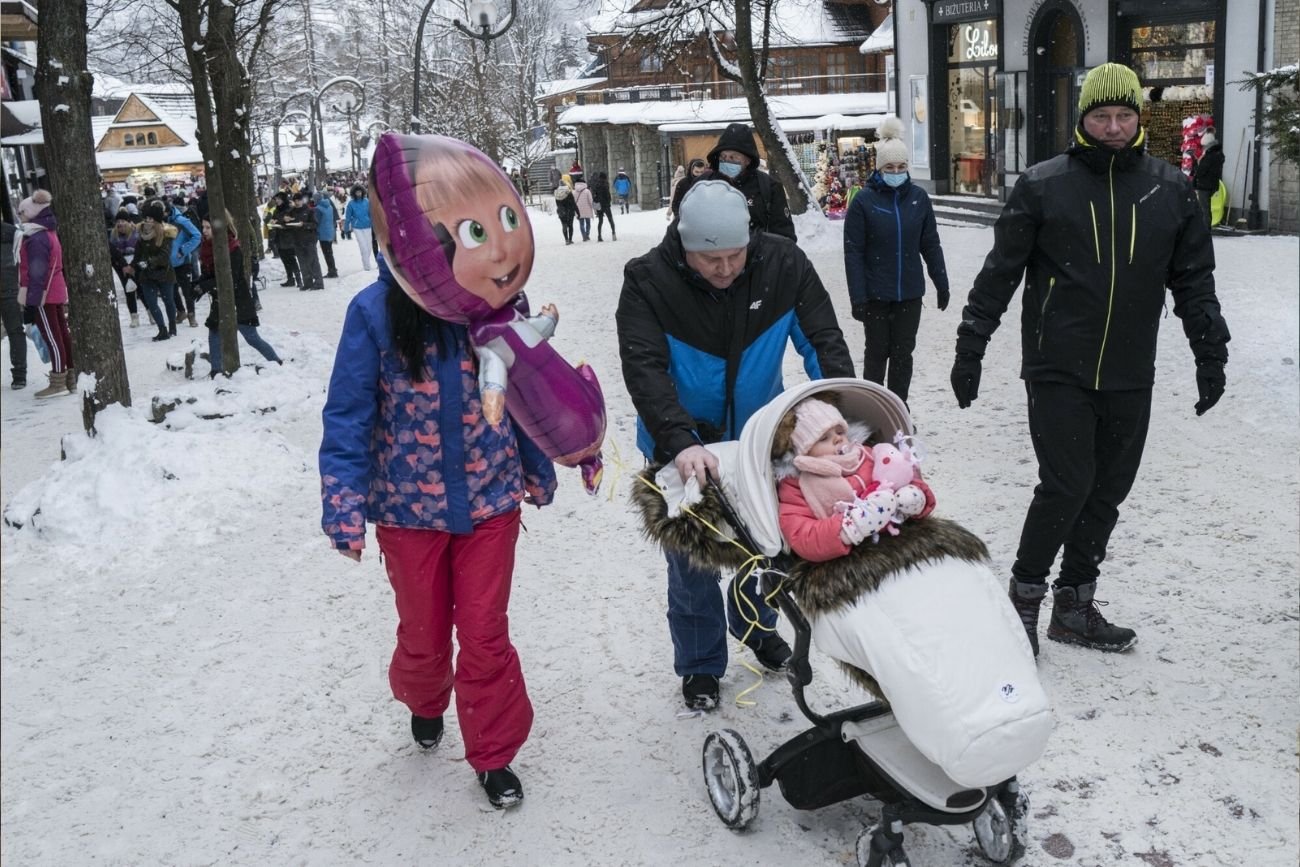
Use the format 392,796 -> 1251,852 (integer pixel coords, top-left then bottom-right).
632,378 -> 1053,866
774,396 -> 936,561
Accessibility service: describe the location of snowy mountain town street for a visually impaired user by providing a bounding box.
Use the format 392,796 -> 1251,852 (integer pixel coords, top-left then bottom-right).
2,205 -> 1297,866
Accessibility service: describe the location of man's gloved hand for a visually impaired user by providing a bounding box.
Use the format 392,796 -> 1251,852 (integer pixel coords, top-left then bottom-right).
936,287 -> 950,311
1194,362 -> 1225,416
674,444 -> 719,486
851,302 -> 868,323
950,353 -> 982,409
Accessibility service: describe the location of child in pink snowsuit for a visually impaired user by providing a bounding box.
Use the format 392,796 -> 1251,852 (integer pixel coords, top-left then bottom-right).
776,397 -> 935,562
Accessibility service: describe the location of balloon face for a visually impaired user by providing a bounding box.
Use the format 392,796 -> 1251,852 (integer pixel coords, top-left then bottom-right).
446,199 -> 531,310
370,132 -> 534,323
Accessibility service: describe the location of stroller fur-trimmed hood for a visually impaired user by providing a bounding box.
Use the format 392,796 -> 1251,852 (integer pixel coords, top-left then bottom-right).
631,466 -> 756,572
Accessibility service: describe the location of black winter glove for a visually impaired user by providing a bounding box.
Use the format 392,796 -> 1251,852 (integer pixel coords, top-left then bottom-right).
1194,362 -> 1225,416
851,302 -> 868,323
936,287 -> 950,311
950,353 -> 982,409
22,305 -> 36,325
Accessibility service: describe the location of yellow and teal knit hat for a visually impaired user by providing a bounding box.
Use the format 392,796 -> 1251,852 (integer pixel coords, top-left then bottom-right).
1078,63 -> 1143,115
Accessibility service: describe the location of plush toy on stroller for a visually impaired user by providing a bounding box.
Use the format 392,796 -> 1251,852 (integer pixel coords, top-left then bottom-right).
633,378 -> 1054,867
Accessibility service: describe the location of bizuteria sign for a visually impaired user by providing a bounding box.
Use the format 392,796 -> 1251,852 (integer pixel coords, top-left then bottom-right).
931,0 -> 1001,23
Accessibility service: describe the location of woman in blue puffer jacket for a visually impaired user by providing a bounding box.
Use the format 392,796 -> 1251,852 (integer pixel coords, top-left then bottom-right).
843,116 -> 950,403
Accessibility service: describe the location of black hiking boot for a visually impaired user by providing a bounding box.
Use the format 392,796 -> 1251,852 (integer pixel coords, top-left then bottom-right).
732,630 -> 792,672
1047,582 -> 1137,652
682,674 -> 720,711
477,766 -> 523,809
411,713 -> 444,749
1009,579 -> 1048,657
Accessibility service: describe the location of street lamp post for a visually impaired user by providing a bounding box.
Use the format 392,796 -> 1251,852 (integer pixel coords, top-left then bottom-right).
274,108 -> 313,189
312,76 -> 366,187
411,0 -> 519,134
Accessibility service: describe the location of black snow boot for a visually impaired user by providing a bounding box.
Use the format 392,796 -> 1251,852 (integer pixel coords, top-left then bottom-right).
411,713 -> 444,749
1047,582 -> 1137,652
682,674 -> 720,711
1009,579 -> 1048,657
732,629 -> 792,672
477,766 -> 524,809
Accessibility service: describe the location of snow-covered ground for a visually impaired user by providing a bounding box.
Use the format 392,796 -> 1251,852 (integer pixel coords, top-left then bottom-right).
2,202 -> 1297,866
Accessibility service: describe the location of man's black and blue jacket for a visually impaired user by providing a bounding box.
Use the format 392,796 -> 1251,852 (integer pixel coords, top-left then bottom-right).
617,227 -> 854,463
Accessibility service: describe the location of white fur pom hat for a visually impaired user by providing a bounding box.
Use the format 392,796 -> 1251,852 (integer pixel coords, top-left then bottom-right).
873,115 -> 909,167
790,399 -> 848,456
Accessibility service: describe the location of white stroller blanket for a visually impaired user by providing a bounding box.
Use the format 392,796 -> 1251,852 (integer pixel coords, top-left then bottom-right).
812,556 -> 1053,789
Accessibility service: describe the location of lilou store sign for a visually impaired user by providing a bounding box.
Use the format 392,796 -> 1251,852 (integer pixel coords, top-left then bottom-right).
930,0 -> 1001,23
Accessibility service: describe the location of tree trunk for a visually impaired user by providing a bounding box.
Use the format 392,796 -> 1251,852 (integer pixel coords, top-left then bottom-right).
729,0 -> 811,214
176,1 -> 240,375
34,0 -> 131,431
207,3 -> 262,266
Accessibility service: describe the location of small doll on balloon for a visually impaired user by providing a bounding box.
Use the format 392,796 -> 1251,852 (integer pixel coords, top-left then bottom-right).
368,132 -> 606,494
774,397 -> 935,563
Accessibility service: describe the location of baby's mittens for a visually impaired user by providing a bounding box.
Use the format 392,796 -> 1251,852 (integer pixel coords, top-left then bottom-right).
837,501 -> 870,546
894,484 -> 927,518
840,490 -> 897,546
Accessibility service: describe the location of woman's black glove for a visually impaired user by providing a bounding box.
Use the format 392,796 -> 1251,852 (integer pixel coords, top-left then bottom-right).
1194,361 -> 1225,416
22,305 -> 37,324
950,353 -> 982,409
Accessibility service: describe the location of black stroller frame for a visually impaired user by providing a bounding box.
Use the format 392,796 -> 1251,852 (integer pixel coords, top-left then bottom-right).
701,481 -> 1028,867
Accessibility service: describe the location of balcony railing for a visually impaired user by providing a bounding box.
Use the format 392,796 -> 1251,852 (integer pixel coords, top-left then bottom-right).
573,72 -> 885,106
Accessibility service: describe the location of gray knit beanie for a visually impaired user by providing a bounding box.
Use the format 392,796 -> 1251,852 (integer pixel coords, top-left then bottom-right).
677,180 -> 751,252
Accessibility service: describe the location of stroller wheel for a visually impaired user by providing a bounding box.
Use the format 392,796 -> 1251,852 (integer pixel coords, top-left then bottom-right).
973,794 -> 1024,863
856,824 -> 910,867
701,729 -> 760,830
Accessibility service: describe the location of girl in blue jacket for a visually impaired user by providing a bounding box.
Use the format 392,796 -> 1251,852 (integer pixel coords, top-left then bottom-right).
341,185 -> 373,271
320,257 -> 555,809
843,116 -> 950,403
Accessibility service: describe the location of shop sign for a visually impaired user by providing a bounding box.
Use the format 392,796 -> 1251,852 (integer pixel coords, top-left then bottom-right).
932,0 -> 1001,23
948,20 -> 999,63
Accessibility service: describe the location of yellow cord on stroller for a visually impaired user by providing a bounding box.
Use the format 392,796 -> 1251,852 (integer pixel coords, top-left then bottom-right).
633,469 -> 788,708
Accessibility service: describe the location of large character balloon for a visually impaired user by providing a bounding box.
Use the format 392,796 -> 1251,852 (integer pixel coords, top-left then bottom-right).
370,133 -> 605,492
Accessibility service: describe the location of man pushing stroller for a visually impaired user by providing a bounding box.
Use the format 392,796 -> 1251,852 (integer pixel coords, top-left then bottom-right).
617,179 -> 855,711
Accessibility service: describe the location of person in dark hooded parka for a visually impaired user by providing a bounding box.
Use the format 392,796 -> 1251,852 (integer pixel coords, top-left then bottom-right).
706,122 -> 797,242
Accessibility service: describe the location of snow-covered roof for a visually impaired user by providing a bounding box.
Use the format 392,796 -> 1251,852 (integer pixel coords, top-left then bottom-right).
3,98 -> 40,128
587,0 -> 875,48
114,92 -> 196,143
536,77 -> 608,100
0,102 -> 114,148
95,142 -> 205,170
859,12 -> 892,54
558,90 -> 887,128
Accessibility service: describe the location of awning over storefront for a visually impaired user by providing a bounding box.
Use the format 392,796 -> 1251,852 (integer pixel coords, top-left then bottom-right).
659,112 -> 886,134
558,91 -> 888,128
859,13 -> 893,54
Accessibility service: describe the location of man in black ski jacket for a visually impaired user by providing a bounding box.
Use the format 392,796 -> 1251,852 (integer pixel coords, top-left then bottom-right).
707,122 -> 798,242
949,63 -> 1231,657
617,180 -> 852,711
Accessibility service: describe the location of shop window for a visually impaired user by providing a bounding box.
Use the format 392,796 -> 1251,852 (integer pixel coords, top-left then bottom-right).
946,19 -> 999,197
1129,21 -> 1215,85
123,133 -> 134,146
147,132 -> 157,145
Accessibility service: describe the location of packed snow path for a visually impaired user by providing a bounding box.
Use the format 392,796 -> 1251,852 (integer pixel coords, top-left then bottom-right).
2,206 -> 1297,865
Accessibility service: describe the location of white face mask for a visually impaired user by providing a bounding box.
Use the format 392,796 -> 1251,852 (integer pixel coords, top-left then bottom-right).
718,161 -> 743,179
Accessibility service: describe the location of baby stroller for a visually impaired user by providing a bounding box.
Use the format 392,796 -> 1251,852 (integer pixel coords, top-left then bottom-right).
633,379 -> 1051,867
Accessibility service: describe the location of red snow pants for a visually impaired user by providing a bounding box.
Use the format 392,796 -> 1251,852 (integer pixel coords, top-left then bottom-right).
375,509 -> 532,772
